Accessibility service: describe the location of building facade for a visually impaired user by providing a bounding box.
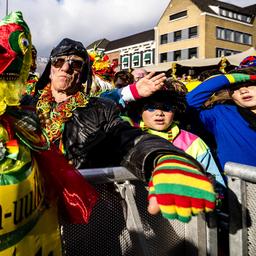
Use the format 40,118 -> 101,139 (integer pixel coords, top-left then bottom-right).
157,0 -> 255,63
86,0 -> 256,71
87,30 -> 155,71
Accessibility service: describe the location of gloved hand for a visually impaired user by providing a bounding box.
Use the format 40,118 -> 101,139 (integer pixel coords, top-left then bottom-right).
148,154 -> 216,223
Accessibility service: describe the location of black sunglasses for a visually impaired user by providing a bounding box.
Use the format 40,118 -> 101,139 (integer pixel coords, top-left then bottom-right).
51,57 -> 84,71
143,103 -> 174,112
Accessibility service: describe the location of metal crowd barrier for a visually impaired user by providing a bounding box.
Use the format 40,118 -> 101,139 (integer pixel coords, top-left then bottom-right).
59,166 -> 217,256
225,162 -> 256,256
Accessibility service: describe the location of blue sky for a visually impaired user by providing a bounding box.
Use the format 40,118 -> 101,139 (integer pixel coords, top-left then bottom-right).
0,0 -> 255,57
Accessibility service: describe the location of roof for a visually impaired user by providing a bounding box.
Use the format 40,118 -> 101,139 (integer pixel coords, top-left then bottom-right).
242,4 -> 256,16
86,38 -> 110,50
191,0 -> 255,16
105,29 -> 154,51
157,0 -> 255,27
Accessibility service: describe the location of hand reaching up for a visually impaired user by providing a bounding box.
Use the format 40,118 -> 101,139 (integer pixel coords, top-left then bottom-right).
136,72 -> 166,98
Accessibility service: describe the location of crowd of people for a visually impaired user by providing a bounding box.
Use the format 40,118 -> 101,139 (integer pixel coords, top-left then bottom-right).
1,10 -> 256,255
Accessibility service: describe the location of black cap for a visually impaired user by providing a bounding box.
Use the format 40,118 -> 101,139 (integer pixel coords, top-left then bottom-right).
36,38 -> 92,93
50,38 -> 89,61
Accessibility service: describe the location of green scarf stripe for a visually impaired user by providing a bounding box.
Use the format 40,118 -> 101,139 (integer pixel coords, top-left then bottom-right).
154,184 -> 215,202
0,208 -> 43,251
158,154 -> 187,162
0,162 -> 32,185
154,165 -> 200,176
161,212 -> 191,223
231,73 -> 250,83
158,154 -> 198,167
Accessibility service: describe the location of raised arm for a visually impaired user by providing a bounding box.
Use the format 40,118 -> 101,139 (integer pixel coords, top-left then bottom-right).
101,72 -> 166,108
186,73 -> 255,110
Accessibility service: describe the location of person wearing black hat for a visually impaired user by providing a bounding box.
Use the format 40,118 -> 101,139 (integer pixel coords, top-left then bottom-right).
25,38 -> 216,224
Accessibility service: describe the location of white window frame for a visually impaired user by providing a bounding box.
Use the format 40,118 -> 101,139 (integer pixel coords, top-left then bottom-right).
121,56 -> 129,69
132,53 -> 140,68
143,51 -> 152,66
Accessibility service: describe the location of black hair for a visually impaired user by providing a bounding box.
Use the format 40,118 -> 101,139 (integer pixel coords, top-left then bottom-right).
113,70 -> 134,88
126,78 -> 187,121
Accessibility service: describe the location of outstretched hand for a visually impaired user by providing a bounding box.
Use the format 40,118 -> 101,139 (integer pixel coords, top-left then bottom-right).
147,154 -> 216,223
136,72 -> 166,98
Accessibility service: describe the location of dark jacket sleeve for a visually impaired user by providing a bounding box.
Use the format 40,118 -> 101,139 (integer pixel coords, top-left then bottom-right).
62,97 -> 203,181
121,133 -> 204,181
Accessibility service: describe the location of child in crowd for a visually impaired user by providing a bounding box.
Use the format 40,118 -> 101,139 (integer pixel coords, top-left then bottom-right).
123,78 -> 225,187
186,60 -> 256,171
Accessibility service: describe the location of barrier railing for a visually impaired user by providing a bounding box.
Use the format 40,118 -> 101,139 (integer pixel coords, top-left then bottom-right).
225,162 -> 256,256
60,167 -> 218,256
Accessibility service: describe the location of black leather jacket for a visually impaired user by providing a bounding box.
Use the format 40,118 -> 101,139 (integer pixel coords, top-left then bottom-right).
62,97 -> 198,181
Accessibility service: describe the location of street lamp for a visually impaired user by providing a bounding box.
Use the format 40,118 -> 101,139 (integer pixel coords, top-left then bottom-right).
6,0 -> 8,15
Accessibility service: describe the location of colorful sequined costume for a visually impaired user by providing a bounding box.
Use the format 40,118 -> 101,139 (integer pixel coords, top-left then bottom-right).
0,11 -> 97,255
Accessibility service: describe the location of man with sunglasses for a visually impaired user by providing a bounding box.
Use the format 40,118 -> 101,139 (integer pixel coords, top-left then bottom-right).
25,38 -> 215,228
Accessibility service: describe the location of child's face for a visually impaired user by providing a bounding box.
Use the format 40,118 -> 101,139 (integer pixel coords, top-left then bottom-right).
141,102 -> 175,131
230,85 -> 256,112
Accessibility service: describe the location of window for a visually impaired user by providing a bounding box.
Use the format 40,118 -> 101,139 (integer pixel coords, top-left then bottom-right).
225,50 -> 233,56
216,48 -> 225,57
243,34 -> 252,45
188,47 -> 198,59
121,56 -> 129,69
234,31 -> 243,43
169,10 -> 187,21
143,52 -> 152,65
227,11 -> 233,18
225,29 -> 233,41
241,15 -> 251,23
160,53 -> 167,63
219,8 -> 252,23
189,26 -> 198,38
160,34 -> 168,44
174,30 -> 182,42
174,50 -> 181,61
216,48 -> 240,57
246,16 -> 252,23
217,27 -> 225,40
220,9 -> 226,16
132,54 -> 140,68
216,27 -> 252,45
